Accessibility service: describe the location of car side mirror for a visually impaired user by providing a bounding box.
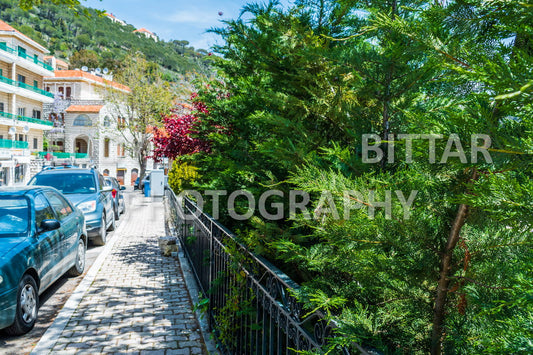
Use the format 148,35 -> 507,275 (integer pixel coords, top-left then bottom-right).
39,219 -> 60,233
102,186 -> 113,193
120,186 -> 126,191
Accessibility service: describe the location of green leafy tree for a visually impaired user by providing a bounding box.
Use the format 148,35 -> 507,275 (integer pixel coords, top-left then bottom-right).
69,48 -> 98,68
184,1 -> 533,354
102,55 -> 175,182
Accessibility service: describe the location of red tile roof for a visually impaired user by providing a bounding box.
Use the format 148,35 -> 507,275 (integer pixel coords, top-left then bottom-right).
0,20 -> 16,31
134,28 -> 155,36
51,70 -> 130,92
65,105 -> 104,113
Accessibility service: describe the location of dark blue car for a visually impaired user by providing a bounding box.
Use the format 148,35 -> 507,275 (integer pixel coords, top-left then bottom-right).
28,167 -> 115,246
0,186 -> 87,335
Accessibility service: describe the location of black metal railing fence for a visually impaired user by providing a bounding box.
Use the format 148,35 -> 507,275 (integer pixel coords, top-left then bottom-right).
164,187 -> 368,354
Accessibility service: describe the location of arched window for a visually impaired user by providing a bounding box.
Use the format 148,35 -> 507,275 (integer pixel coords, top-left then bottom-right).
73,114 -> 92,126
103,116 -> 111,127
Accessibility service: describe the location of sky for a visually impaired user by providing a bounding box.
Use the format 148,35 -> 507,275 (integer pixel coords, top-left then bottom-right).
82,0 -> 293,51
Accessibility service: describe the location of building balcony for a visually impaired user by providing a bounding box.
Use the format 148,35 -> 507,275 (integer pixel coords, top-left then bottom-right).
37,152 -> 89,159
0,111 -> 54,127
0,139 -> 29,149
0,75 -> 54,103
17,81 -> 54,98
0,43 -> 54,75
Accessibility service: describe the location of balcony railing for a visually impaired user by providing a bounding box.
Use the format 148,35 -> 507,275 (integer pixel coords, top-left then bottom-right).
0,111 -> 16,120
0,43 -> 54,71
0,75 -> 54,98
37,152 -> 90,159
0,75 -> 16,86
17,114 -> 54,126
0,111 -> 53,126
0,139 -> 29,149
17,81 -> 54,98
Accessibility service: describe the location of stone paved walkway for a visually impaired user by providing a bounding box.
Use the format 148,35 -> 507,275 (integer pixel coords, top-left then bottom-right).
42,196 -> 208,354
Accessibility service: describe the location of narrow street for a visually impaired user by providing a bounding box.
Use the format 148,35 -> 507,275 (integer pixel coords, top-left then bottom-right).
1,190 -> 210,355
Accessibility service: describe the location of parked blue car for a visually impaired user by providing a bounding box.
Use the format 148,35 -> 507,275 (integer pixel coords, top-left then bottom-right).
28,167 -> 115,246
0,186 -> 87,335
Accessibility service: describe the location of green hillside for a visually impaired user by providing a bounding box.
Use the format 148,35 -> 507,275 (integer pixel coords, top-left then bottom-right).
0,0 -> 212,80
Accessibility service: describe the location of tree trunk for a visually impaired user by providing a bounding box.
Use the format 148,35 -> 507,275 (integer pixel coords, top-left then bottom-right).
431,169 -> 479,354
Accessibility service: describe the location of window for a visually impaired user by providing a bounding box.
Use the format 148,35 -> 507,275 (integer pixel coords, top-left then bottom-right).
34,194 -> 55,226
0,197 -> 29,234
73,114 -> 92,126
17,46 -> 26,57
33,138 -> 38,149
0,69 -> 3,77
17,74 -> 25,84
33,80 -> 38,88
117,116 -> 126,129
17,107 -> 25,117
33,54 -> 38,63
58,87 -> 64,96
44,191 -> 73,221
117,143 -> 125,157
65,87 -> 71,98
103,116 -> 111,127
45,86 -> 50,92
0,103 -> 4,112
104,138 -> 110,157
18,134 -> 24,141
32,110 -> 41,119
0,42 -> 6,50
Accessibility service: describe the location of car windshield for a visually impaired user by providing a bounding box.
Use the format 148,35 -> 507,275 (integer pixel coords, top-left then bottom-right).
0,197 -> 30,236
30,173 -> 97,194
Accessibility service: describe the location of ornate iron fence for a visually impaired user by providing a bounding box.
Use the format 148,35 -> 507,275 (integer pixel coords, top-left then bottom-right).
164,187 -> 368,354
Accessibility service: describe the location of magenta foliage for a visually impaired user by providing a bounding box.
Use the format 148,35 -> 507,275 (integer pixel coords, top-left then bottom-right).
151,112 -> 210,161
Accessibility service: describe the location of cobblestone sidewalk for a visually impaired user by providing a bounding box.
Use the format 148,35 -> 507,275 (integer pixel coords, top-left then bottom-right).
36,196 -> 208,355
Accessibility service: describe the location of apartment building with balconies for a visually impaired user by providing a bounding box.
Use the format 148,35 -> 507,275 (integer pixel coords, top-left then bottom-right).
0,20 -> 54,185
43,69 -> 142,186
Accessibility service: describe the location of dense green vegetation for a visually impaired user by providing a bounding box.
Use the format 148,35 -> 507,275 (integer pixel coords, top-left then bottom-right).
175,0 -> 533,353
1,0 -> 212,79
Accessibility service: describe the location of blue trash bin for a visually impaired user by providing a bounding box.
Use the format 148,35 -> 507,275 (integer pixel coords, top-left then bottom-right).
144,180 -> 151,197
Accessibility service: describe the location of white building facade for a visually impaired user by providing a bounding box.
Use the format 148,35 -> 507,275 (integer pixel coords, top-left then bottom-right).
0,20 -> 55,185
43,70 -> 141,186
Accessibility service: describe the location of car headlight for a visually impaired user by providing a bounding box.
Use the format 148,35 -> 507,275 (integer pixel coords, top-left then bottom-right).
78,200 -> 97,213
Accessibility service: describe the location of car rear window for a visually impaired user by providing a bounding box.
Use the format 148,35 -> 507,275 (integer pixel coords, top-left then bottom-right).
30,173 -> 97,194
0,197 -> 29,235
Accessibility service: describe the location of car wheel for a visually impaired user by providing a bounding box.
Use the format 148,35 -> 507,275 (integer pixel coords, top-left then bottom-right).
67,238 -> 86,277
121,201 -> 126,215
93,215 -> 107,246
114,204 -> 120,220
108,210 -> 116,231
5,274 -> 39,335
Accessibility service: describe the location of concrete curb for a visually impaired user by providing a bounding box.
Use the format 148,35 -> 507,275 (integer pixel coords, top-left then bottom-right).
177,249 -> 219,354
30,211 -> 130,355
